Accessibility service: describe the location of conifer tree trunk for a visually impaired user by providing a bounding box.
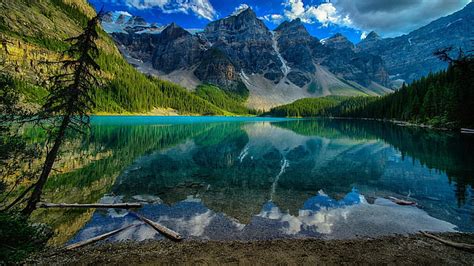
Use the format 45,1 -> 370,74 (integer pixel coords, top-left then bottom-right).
22,114 -> 70,216
20,12 -> 102,216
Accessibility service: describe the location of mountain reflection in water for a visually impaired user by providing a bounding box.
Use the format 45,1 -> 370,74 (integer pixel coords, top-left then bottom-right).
38,117 -> 473,244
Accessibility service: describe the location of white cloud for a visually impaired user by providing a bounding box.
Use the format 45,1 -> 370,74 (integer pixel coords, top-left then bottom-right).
281,0 -> 352,27
124,0 -> 217,21
231,3 -> 250,16
257,198 -> 456,238
116,10 -> 133,16
263,0 -> 470,36
261,14 -> 285,24
331,0 -> 471,36
283,0 -> 305,20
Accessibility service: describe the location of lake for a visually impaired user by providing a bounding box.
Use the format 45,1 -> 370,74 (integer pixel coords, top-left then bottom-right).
34,116 -> 474,245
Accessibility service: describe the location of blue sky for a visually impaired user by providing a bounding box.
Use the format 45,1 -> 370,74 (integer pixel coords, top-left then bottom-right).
89,0 -> 471,43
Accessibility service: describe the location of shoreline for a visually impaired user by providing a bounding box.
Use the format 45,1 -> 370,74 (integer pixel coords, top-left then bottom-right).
89,114 -> 467,132
296,116 -> 467,132
28,233 -> 474,265
330,117 -> 454,131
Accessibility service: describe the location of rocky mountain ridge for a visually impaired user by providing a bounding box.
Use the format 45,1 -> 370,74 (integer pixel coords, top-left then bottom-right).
107,8 -> 392,109
357,2 -> 474,83
105,3 -> 473,109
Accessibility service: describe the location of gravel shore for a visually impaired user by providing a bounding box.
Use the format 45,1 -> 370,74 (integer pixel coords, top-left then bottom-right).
27,233 -> 474,265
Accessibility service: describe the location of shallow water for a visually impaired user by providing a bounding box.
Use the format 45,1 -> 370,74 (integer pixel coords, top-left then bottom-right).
37,117 -> 474,244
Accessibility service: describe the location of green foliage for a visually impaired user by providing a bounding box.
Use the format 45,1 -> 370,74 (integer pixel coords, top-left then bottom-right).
268,49 -> 474,129
195,84 -> 255,115
0,0 -> 228,116
327,96 -> 378,117
23,35 -> 69,52
2,48 -> 228,115
93,52 -> 226,115
233,81 -> 250,100
266,96 -> 348,117
0,212 -> 50,263
12,78 -> 48,105
50,0 -> 89,27
343,61 -> 474,128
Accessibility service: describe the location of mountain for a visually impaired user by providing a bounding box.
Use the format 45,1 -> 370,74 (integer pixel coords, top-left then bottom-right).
0,0 -> 228,115
323,33 -> 355,51
358,2 -> 474,83
101,11 -> 162,34
108,8 -> 392,110
275,19 -> 390,95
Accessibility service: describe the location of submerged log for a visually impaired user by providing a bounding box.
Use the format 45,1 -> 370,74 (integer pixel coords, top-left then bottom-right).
65,224 -> 138,250
38,202 -> 142,209
461,128 -> 474,134
388,197 -> 417,206
421,232 -> 474,252
132,212 -> 183,241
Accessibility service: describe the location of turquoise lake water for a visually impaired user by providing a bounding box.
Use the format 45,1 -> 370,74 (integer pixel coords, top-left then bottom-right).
52,116 -> 473,242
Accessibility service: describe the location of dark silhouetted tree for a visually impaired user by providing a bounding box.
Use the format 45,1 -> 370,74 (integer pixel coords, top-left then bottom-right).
22,13 -> 103,216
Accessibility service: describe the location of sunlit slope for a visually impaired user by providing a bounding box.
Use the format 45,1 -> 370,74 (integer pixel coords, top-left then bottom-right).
0,0 -> 227,115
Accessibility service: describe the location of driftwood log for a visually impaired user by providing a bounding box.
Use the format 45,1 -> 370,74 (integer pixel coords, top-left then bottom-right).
132,212 -> 183,241
388,197 -> 417,206
461,128 -> 474,134
38,202 -> 142,209
421,232 -> 474,252
65,224 -> 138,250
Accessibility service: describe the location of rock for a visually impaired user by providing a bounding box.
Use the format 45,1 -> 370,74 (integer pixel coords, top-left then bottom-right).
287,71 -> 311,88
194,48 -> 240,90
151,23 -> 205,73
276,19 -> 389,88
104,8 -> 403,104
203,8 -> 283,79
323,33 -> 355,51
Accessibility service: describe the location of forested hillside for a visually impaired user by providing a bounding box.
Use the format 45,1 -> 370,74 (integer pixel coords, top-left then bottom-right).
194,84 -> 257,115
265,96 -> 347,117
342,48 -> 474,128
0,0 -> 229,115
268,47 -> 474,129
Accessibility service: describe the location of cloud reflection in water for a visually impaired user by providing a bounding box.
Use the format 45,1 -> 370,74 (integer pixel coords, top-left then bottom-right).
69,189 -> 456,245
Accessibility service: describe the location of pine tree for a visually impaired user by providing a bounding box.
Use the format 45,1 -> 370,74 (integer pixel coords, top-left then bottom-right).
22,13 -> 103,216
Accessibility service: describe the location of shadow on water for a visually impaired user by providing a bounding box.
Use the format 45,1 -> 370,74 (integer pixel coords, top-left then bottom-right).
34,117 -> 473,244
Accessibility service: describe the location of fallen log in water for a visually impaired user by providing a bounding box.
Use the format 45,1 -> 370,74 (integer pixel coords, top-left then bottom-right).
38,202 -> 142,209
132,212 -> 183,241
388,196 -> 417,206
65,224 -> 138,250
421,232 -> 474,252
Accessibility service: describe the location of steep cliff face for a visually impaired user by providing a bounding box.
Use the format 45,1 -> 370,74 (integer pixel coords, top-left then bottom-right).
275,18 -> 319,75
150,23 -> 206,73
194,48 -> 241,92
204,8 -> 284,82
357,2 -> 474,83
321,34 -> 389,87
274,19 -> 390,91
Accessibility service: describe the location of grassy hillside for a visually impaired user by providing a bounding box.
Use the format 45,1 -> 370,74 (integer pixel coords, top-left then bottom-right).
0,0 -> 230,115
